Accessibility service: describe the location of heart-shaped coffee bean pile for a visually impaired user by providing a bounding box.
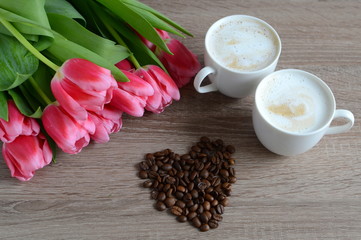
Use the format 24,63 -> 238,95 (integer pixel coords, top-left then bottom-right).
138,137 -> 236,232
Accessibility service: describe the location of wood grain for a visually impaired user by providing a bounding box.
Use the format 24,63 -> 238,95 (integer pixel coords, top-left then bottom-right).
1,0 -> 361,239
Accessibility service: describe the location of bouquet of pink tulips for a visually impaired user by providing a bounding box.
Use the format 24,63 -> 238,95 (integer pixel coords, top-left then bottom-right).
0,0 -> 200,181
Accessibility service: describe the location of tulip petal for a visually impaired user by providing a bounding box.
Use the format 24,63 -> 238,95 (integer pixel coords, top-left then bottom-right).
42,105 -> 94,154
0,101 -> 40,143
111,88 -> 146,117
3,134 -> 52,181
119,70 -> 154,97
51,77 -> 88,120
147,65 -> 180,101
61,58 -> 117,92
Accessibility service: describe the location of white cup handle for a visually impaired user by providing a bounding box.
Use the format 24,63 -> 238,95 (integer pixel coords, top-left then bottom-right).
194,66 -> 218,93
325,109 -> 354,135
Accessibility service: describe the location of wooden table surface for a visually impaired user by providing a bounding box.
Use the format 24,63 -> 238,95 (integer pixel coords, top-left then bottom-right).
1,0 -> 361,239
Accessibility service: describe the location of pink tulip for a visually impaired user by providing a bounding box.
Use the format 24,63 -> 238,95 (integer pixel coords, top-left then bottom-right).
110,70 -> 154,117
42,104 -> 95,154
138,29 -> 170,51
134,65 -> 180,113
2,133 -> 52,181
155,38 -> 201,88
0,101 -> 40,143
88,105 -> 123,143
115,59 -> 134,71
51,58 -> 117,120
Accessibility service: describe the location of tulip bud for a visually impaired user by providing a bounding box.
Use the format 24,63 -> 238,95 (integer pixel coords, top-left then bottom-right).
42,104 -> 95,154
0,101 -> 40,143
2,134 -> 52,181
51,58 -> 117,120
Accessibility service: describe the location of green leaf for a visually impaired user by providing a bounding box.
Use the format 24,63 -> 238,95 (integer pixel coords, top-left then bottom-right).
32,62 -> 55,102
47,13 -> 129,64
109,18 -> 167,70
19,84 -> 44,113
95,0 -> 171,54
8,88 -> 42,118
0,91 -> 8,121
122,0 -> 193,36
44,0 -> 85,24
46,33 -> 129,82
126,5 -> 184,38
0,0 -> 54,49
0,34 -> 39,91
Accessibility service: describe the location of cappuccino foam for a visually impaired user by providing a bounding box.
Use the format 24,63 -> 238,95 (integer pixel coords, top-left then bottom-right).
208,17 -> 279,72
258,71 -> 332,133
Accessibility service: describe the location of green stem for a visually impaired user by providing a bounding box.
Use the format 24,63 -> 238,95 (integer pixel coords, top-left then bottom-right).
102,20 -> 141,69
29,77 -> 53,105
0,17 -> 59,72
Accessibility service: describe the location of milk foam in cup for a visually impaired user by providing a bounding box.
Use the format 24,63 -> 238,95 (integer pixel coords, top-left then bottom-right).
258,71 -> 333,133
194,15 -> 281,98
253,69 -> 354,156
208,18 -> 279,72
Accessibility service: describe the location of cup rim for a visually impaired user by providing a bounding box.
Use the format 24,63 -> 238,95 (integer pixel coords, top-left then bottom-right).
205,14 -> 282,74
254,69 -> 336,136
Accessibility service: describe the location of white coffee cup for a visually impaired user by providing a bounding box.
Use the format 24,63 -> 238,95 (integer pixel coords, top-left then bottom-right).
194,15 -> 282,98
253,69 -> 354,156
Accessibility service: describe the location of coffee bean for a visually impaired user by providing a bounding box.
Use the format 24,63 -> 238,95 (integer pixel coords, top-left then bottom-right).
197,204 -> 204,214
212,213 -> 223,222
145,153 -> 155,161
148,171 -> 158,179
183,193 -> 192,202
200,224 -> 210,232
200,169 -> 209,179
175,191 -> 184,200
228,158 -> 235,165
189,203 -> 198,212
216,204 -> 225,214
170,206 -> 183,216
161,164 -> 172,171
208,219 -> 219,229
166,188 -> 173,198
177,185 -> 186,193
226,145 -> 236,154
191,189 -> 199,199
189,171 -> 198,181
187,211 -> 197,220
221,197 -> 229,207
181,154 -> 191,160
197,182 -> 207,191
139,161 -> 149,171
138,137 -> 237,232
200,136 -> 210,143
220,169 -> 229,178
139,170 -> 148,179
204,211 -> 212,220
150,190 -> 158,200
150,165 -> 158,172
192,217 -> 202,228
166,176 -> 176,184
176,215 -> 187,222
200,212 -> 209,223
188,182 -> 195,191
143,180 -> 153,188
186,200 -> 194,208
229,176 -> 237,183
211,199 -> 219,207
203,201 -> 211,211
205,193 -> 214,202
176,200 -> 186,209
155,201 -> 166,211
164,197 -> 176,207
157,192 -> 166,202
